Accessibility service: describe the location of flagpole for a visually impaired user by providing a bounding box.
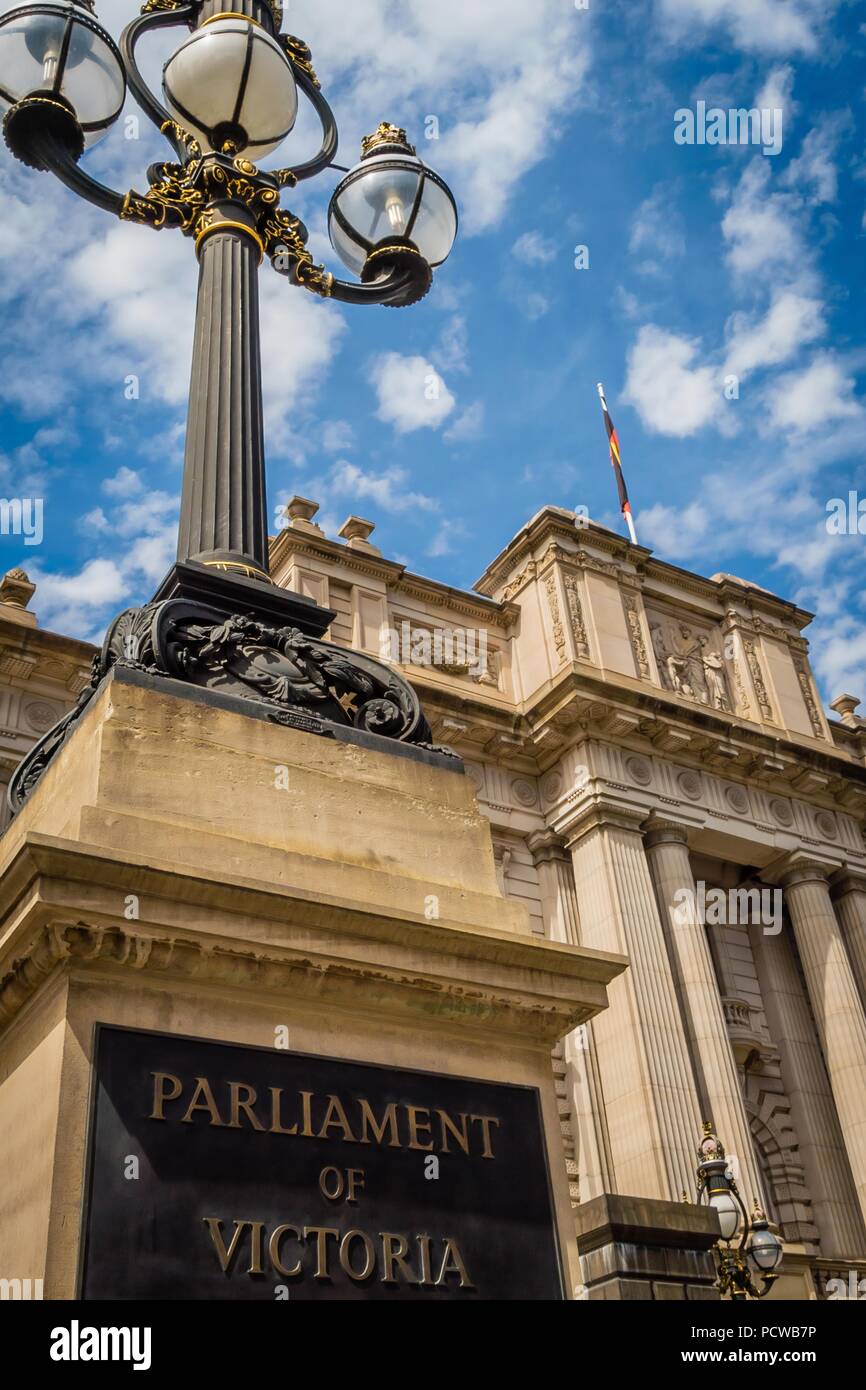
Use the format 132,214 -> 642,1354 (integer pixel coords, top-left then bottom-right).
597,382 -> 638,546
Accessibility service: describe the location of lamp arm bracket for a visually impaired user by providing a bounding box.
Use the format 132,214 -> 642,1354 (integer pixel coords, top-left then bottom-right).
266,56 -> 338,186
120,4 -> 200,162
22,127 -> 126,216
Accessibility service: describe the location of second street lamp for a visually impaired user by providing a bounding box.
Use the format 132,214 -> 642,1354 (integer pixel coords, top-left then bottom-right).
695,1123 -> 784,1299
2,0 -> 459,814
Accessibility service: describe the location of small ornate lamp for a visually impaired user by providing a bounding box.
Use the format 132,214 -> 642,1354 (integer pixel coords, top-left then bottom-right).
696,1123 -> 782,1299
328,122 -> 458,302
0,0 -> 125,163
162,15 -> 297,157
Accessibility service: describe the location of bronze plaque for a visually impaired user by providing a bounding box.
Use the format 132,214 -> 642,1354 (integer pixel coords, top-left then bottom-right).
79,1025 -> 564,1300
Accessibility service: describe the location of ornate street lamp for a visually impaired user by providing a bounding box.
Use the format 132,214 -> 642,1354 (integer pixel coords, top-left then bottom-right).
696,1123 -> 783,1300
1,0 -> 458,813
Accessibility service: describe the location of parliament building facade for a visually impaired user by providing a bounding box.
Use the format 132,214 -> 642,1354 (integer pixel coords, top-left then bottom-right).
2,503 -> 866,1300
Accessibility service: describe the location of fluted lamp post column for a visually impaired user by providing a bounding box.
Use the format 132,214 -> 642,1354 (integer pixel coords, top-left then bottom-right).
1,0 -> 459,814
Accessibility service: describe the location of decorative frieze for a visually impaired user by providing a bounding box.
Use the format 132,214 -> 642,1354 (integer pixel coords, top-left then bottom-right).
544,574 -> 567,665
622,592 -> 651,680
793,655 -> 826,740
744,638 -> 774,721
562,574 -> 590,660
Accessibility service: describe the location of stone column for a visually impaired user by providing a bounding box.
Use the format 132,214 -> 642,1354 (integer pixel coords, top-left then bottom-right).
530,830 -> 613,1201
643,821 -> 763,1208
749,915 -> 865,1257
830,871 -> 866,1013
782,861 -> 866,1232
177,224 -> 269,578
566,807 -> 703,1202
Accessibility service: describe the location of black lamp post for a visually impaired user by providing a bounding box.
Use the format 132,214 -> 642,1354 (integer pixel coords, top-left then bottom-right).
696,1123 -> 783,1300
1,0 -> 459,813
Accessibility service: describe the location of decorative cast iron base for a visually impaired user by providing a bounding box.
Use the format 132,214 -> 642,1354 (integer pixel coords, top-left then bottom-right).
8,570 -> 453,815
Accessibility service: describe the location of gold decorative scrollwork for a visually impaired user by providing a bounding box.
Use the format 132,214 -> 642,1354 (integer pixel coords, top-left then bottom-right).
282,34 -> 320,88
160,119 -> 202,160
121,159 -> 205,233
140,0 -> 186,12
261,208 -> 333,297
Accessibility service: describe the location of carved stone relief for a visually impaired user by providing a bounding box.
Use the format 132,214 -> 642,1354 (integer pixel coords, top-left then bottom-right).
648,612 -> 733,712
544,574 -> 567,665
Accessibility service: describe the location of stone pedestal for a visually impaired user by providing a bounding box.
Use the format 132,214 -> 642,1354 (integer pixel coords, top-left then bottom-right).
0,669 -> 624,1299
573,1194 -> 721,1300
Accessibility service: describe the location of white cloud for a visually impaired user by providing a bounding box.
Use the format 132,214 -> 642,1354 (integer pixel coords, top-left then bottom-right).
755,65 -> 797,124
721,160 -> 806,281
628,188 -> 686,273
624,325 -> 720,437
781,115 -> 846,204
657,0 -> 828,56
369,353 -> 456,433
328,460 -> 439,513
292,0 -> 591,235
637,500 -> 710,560
444,400 -> 485,443
766,357 -> 862,434
512,232 -> 558,265
321,420 -> 354,454
102,466 -> 144,498
723,290 -> 825,378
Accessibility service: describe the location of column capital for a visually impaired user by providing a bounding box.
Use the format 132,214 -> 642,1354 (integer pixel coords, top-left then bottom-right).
527,829 -> 570,867
562,800 -> 649,850
642,817 -> 690,852
779,857 -> 834,891
830,868 -> 866,901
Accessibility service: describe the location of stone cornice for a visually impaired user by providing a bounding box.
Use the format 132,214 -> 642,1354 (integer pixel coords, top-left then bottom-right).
270,529 -> 517,629
474,508 -> 814,633
0,835 -> 625,1044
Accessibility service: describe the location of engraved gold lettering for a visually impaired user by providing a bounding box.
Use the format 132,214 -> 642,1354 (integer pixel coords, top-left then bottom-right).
203,1217 -> 248,1272
269,1086 -> 298,1135
149,1071 -> 182,1120
470,1114 -> 500,1158
417,1234 -> 434,1286
228,1081 -> 265,1131
247,1220 -> 265,1275
381,1232 -> 418,1284
269,1224 -> 302,1277
300,1091 -> 314,1137
357,1099 -> 400,1148
303,1226 -> 339,1280
406,1106 -> 434,1152
437,1110 -> 470,1155
435,1237 -> 474,1288
182,1077 -> 225,1126
339,1230 -> 375,1282
317,1094 -> 357,1143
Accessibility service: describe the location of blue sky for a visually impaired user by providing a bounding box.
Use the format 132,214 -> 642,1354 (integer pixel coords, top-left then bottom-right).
1,0 -> 864,709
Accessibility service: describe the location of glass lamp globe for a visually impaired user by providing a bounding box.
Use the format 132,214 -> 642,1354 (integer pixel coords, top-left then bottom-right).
328,123 -> 457,277
747,1208 -> 783,1273
0,1 -> 125,148
709,1188 -> 741,1242
162,16 -> 297,158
